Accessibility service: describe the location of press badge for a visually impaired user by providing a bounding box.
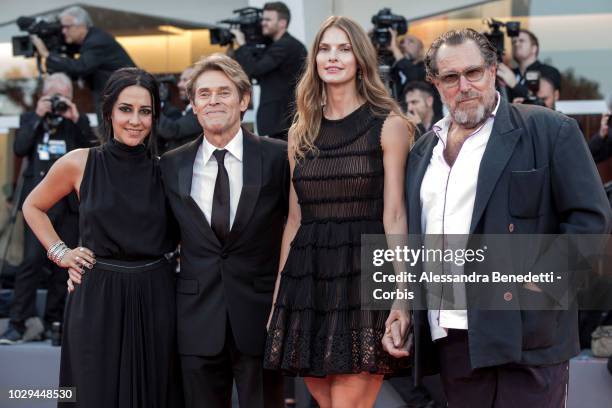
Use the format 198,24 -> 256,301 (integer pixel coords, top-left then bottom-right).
48,140 -> 67,157
37,144 -> 50,161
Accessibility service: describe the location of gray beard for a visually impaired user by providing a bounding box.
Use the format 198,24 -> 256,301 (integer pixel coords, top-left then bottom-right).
452,103 -> 487,129
447,92 -> 497,130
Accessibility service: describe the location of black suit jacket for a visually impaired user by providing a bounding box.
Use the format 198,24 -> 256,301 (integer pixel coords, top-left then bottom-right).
406,98 -> 612,378
46,27 -> 135,107
234,33 -> 307,138
588,131 -> 612,163
160,129 -> 289,357
157,107 -> 202,154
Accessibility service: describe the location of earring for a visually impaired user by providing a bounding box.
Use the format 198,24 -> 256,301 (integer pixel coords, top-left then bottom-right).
357,70 -> 363,81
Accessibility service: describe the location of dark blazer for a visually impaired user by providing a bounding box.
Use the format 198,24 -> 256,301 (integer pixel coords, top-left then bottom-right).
234,33 -> 307,138
160,129 -> 289,357
588,131 -> 612,163
46,27 -> 135,107
406,98 -> 612,378
157,107 -> 202,154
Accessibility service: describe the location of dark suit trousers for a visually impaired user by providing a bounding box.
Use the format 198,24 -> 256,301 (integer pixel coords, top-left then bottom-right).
180,318 -> 283,408
9,205 -> 77,331
437,330 -> 569,408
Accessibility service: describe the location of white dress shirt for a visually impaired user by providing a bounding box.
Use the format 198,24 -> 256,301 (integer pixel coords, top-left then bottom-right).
420,93 -> 501,341
191,128 -> 243,229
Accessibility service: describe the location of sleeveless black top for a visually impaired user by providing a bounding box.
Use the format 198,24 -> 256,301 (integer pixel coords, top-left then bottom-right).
79,138 -> 176,261
293,103 -> 385,224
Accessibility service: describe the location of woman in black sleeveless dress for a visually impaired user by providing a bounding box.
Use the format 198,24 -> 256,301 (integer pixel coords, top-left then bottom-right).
264,17 -> 415,407
22,68 -> 181,408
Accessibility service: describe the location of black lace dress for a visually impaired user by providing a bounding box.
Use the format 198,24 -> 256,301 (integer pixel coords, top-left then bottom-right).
264,104 -> 407,377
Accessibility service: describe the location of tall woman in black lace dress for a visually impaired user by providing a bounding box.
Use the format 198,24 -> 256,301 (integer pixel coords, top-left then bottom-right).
22,68 -> 181,408
264,16 -> 414,407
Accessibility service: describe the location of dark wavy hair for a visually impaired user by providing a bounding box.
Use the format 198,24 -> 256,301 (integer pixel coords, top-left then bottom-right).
100,67 -> 161,156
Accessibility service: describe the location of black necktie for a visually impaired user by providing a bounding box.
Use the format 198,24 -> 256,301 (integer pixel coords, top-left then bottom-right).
211,149 -> 230,244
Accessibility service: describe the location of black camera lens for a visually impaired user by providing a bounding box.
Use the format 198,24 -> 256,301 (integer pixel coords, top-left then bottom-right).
49,95 -> 69,115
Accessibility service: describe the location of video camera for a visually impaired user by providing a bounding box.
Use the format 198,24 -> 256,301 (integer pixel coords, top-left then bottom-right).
371,8 -> 407,49
12,16 -> 75,58
522,70 -> 546,106
209,7 -> 268,48
483,18 -> 520,62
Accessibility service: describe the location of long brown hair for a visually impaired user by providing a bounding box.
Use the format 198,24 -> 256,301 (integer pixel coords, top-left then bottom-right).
290,16 -> 413,160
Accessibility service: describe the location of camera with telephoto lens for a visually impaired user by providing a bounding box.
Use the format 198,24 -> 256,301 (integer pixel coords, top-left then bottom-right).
210,7 -> 268,48
483,19 -> 520,62
371,8 -> 407,48
12,16 -> 76,58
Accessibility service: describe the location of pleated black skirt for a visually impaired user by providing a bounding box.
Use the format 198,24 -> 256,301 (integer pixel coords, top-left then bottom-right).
58,258 -> 182,408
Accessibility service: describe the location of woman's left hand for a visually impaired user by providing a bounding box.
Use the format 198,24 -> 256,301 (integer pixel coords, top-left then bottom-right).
382,309 -> 411,358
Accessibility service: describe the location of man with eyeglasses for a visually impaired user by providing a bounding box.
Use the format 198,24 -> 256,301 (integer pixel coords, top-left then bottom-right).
31,6 -> 135,114
383,28 -> 611,407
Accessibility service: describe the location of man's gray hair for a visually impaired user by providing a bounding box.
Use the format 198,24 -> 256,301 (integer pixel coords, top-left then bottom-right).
60,6 -> 93,28
43,73 -> 73,96
424,28 -> 498,81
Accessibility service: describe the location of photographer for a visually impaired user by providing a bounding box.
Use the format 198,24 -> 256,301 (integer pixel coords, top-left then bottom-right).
0,73 -> 93,345
589,112 -> 612,163
232,2 -> 307,139
388,31 -> 443,117
496,29 -> 561,102
31,6 -> 135,112
157,66 -> 202,153
388,31 -> 426,86
512,74 -> 559,110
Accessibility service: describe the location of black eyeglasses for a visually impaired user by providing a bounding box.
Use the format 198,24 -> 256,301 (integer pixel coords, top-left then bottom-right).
436,65 -> 488,88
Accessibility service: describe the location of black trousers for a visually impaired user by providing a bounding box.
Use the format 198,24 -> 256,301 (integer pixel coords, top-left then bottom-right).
180,319 -> 284,408
436,329 -> 569,408
9,200 -> 78,332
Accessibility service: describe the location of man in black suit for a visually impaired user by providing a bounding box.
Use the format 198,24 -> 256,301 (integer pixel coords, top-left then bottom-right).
0,73 -> 93,345
384,29 -> 611,407
32,6 -> 135,112
232,2 -> 307,140
160,54 -> 288,408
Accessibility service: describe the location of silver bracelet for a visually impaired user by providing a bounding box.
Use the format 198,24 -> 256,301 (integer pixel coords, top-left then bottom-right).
55,247 -> 70,265
49,245 -> 66,264
48,242 -> 69,265
47,241 -> 64,259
